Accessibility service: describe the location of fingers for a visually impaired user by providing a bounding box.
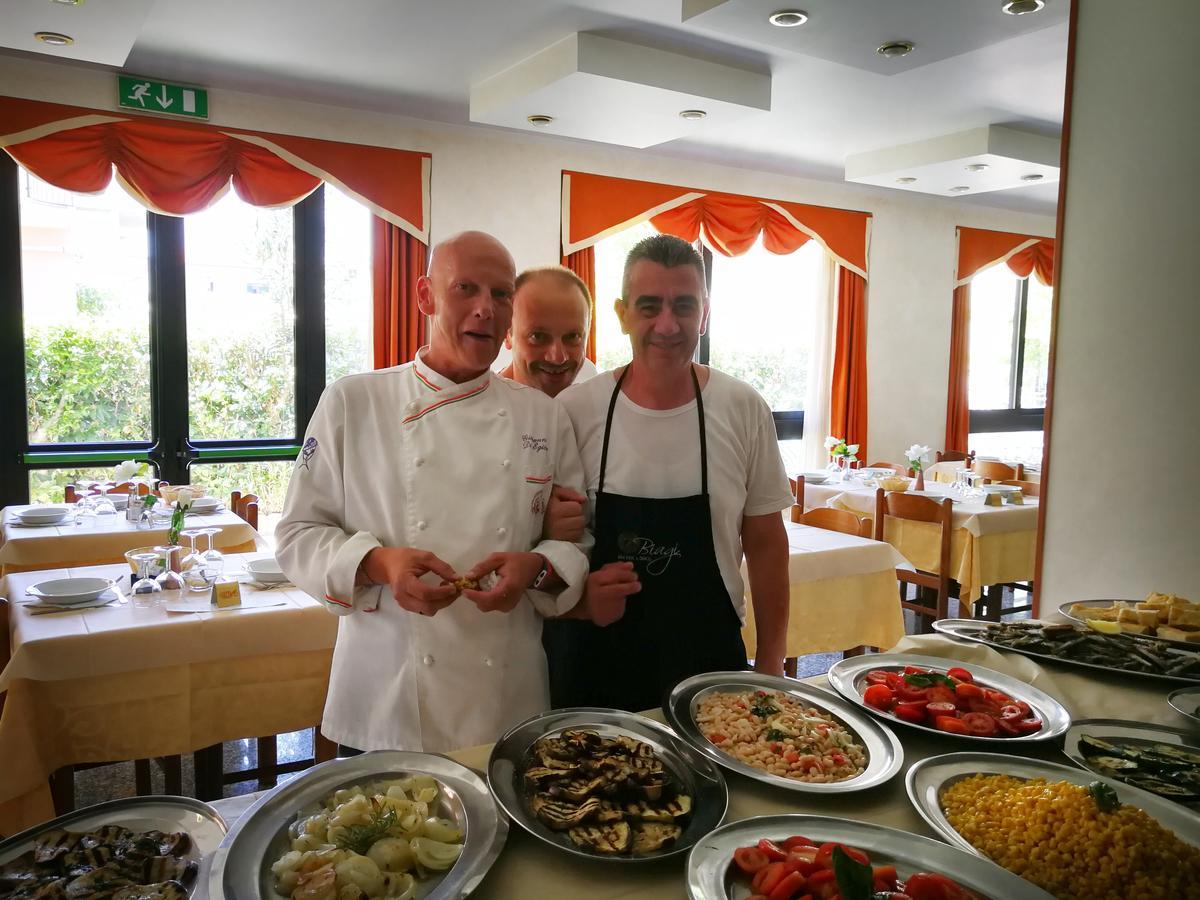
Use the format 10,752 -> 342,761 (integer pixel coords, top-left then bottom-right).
403,574 -> 458,606
462,583 -> 521,613
550,484 -> 588,504
415,551 -> 458,583
462,552 -> 505,582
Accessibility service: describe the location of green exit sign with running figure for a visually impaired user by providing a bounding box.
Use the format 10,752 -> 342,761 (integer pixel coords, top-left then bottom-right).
117,75 -> 209,119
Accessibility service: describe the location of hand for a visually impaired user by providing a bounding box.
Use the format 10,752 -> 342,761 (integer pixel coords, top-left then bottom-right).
461,551 -> 543,613
360,547 -> 459,617
582,561 -> 640,626
753,655 -> 786,677
542,484 -> 587,542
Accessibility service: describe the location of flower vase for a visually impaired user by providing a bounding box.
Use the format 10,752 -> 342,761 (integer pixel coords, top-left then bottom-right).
914,468 -> 926,491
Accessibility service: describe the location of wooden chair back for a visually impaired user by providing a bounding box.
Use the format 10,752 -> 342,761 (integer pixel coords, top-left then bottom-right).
866,462 -> 906,475
64,481 -> 155,503
936,450 -> 975,465
874,488 -> 955,630
230,491 -> 260,530
1000,478 -> 1040,497
974,460 -> 1023,482
789,475 -> 805,523
797,506 -> 872,539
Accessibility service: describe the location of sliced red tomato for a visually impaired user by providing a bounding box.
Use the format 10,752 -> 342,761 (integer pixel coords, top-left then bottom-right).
746,896 -> 771,900
1015,699 -> 1032,717
903,872 -> 978,900
752,861 -> 789,894
734,846 -> 772,874
925,685 -> 957,705
946,667 -> 973,683
895,681 -> 929,703
954,682 -> 984,701
805,869 -> 838,900
967,698 -> 1003,717
863,684 -> 895,710
995,718 -> 1022,736
1013,716 -> 1043,734
758,838 -> 788,861
768,870 -> 809,900
814,842 -> 870,870
984,688 -> 1014,706
903,665 -> 929,674
785,847 -> 820,876
894,700 -> 929,724
872,864 -> 899,890
865,670 -> 892,685
925,701 -> 958,718
782,835 -> 816,851
935,715 -> 969,734
961,711 -> 999,736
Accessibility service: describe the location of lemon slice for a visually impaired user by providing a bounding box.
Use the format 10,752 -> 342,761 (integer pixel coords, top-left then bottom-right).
1086,618 -> 1122,634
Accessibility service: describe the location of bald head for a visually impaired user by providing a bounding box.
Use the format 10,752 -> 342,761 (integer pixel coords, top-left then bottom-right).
505,267 -> 592,397
417,231 -> 517,382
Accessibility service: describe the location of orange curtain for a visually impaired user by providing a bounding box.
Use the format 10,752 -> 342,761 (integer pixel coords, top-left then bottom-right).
957,226 -> 1055,287
372,219 -> 427,369
944,285 -> 972,453
0,95 -> 430,238
561,248 -> 597,362
830,268 -> 869,459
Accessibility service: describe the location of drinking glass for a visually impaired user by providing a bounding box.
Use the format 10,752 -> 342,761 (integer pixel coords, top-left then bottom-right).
180,529 -> 216,592
73,493 -> 98,526
153,545 -> 187,592
128,551 -> 164,606
92,483 -> 118,516
199,527 -> 225,582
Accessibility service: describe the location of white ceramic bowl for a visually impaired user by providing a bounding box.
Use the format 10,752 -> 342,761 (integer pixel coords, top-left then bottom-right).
17,506 -> 71,524
28,576 -> 114,604
246,558 -> 287,583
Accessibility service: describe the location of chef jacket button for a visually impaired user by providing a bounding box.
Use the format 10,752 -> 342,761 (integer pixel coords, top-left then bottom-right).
423,654 -> 434,666
497,409 -> 507,417
496,526 -> 507,537
406,401 -> 419,414
501,459 -> 511,468
414,456 -> 425,467
417,520 -> 427,530
483,657 -> 493,667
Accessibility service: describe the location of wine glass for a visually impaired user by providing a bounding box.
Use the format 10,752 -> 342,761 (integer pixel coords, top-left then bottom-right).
128,550 -> 163,606
199,527 -> 225,582
73,493 -> 98,526
180,528 -> 215,592
153,545 -> 187,592
92,483 -> 118,516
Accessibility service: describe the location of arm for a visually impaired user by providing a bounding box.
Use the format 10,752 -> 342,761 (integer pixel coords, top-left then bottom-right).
742,513 -> 789,676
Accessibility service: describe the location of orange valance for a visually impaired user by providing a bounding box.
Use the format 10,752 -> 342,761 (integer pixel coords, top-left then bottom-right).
0,95 -> 430,240
957,225 -> 1055,287
562,171 -> 871,278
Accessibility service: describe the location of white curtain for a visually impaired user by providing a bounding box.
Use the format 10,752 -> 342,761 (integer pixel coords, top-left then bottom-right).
800,253 -> 837,472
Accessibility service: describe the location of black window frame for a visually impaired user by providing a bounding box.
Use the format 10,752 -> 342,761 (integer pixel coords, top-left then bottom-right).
0,154 -> 329,505
967,274 -> 1046,435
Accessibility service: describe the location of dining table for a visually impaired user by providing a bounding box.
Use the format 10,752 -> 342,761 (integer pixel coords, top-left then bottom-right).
740,518 -> 907,660
802,478 -> 1038,611
199,630 -> 1196,900
0,505 -> 265,574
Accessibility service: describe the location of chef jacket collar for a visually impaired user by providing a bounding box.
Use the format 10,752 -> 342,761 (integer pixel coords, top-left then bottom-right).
413,346 -> 494,394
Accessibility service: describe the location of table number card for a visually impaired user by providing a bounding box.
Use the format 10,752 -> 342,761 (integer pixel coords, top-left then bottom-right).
211,580 -> 242,608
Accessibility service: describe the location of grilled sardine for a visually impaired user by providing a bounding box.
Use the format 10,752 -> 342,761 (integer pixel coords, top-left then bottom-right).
567,821 -> 631,855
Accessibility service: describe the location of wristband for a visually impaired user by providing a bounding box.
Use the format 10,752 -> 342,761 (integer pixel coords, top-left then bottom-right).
532,556 -> 555,590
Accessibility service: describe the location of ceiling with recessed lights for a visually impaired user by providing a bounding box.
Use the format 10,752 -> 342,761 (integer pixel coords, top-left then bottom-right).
0,0 -> 1069,215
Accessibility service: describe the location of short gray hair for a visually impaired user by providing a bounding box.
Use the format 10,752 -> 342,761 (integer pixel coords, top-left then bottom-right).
621,233 -> 706,302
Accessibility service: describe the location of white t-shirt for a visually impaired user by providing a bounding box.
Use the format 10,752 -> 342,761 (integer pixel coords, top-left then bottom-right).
574,357 -> 599,383
557,367 -> 793,620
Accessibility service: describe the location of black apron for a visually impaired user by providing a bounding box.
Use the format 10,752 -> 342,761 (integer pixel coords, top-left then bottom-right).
544,366 -> 748,712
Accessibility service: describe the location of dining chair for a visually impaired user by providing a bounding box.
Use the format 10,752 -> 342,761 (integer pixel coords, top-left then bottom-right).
789,475 -> 805,523
866,462 -> 906,475
936,450 -> 975,466
796,506 -> 873,539
1000,478 -> 1040,498
230,491 -> 260,530
973,460 -> 1024,482
64,480 -> 156,503
874,488 -> 955,633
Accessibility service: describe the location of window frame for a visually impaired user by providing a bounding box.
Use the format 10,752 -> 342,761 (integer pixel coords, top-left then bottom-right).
968,273 -> 1046,435
0,154 -> 330,504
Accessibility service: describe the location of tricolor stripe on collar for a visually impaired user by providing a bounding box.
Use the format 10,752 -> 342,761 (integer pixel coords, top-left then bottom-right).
413,368 -> 442,392
403,381 -> 490,424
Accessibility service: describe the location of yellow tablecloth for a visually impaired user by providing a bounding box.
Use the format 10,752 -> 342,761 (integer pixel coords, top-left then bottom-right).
0,555 -> 337,837
0,506 -> 264,574
204,633 -> 1194,900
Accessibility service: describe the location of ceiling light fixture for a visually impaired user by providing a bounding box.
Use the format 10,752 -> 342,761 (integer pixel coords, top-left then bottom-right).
1021,173 -> 1045,182
1002,0 -> 1046,15
526,114 -> 554,127
876,40 -> 915,59
948,186 -> 970,193
896,177 -> 917,184
965,163 -> 990,172
679,109 -> 707,120
49,0 -> 85,6
34,31 -> 74,45
768,10 -> 808,27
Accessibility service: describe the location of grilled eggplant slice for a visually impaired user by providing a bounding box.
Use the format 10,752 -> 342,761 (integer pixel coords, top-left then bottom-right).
547,776 -> 608,803
110,881 -> 188,900
523,766 -> 569,787
622,794 -> 692,822
595,801 -> 625,824
33,831 -> 76,864
631,822 -> 681,855
531,794 -> 601,830
64,863 -> 134,898
567,821 -> 631,854
1089,755 -> 1139,772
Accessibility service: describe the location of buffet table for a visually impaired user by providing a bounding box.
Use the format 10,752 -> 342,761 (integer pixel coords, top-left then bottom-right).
803,481 -> 1038,608
741,520 -> 906,657
203,633 -> 1197,900
0,554 -> 337,836
0,506 -> 264,574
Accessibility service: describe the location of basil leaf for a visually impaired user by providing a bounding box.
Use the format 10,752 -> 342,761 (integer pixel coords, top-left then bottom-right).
1089,781 -> 1121,812
832,845 -> 874,900
904,672 -> 956,688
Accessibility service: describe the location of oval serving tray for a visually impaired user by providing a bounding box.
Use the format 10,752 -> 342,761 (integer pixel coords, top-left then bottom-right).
1063,717 -> 1200,805
827,653 -> 1070,744
906,751 -> 1200,857
1060,598 -> 1200,650
1170,686 -> 1200,727
488,707 -> 727,864
210,750 -> 506,900
932,618 -> 1200,684
687,813 -> 1055,900
664,670 -> 903,793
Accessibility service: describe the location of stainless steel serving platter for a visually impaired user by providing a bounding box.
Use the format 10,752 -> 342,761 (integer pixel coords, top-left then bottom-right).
1060,598 -> 1200,649
0,795 -> 227,896
664,671 -> 903,793
1170,686 -> 1200,726
1063,718 -> 1200,804
487,707 -> 727,863
932,617 -> 1200,684
686,813 -> 1055,900
209,751 -> 506,900
827,653 -> 1070,744
906,751 -> 1200,857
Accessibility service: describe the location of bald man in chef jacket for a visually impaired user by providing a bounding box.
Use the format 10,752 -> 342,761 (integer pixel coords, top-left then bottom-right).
276,231 -> 590,754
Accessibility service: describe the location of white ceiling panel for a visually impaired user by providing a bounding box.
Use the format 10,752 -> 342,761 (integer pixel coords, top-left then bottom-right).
0,0 -> 155,67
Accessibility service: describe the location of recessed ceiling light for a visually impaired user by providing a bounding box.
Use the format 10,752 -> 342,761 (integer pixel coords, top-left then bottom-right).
768,10 -> 808,27
34,31 -> 74,46
896,177 -> 917,184
876,40 -> 915,59
965,163 -> 990,172
49,0 -> 84,6
1021,173 -> 1045,182
949,186 -> 971,193
526,114 -> 554,127
1002,0 -> 1046,15
679,109 -> 707,120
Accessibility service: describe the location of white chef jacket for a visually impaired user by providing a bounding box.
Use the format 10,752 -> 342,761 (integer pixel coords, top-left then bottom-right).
275,351 -> 590,752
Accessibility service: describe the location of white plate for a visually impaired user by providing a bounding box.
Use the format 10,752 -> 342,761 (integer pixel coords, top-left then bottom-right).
27,576 -> 115,604
906,751 -> 1200,856
24,590 -> 121,613
799,471 -> 830,484
186,496 -> 220,512
186,504 -> 226,516
981,484 -> 1021,494
16,505 -> 71,523
245,557 -> 286,582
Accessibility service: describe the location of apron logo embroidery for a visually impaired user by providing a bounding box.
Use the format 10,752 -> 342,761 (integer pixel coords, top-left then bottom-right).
298,437 -> 318,470
616,531 -> 683,575
531,491 -> 546,516
522,434 -> 549,452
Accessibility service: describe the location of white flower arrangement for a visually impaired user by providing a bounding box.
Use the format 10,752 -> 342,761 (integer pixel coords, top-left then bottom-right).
905,444 -> 933,472
114,459 -> 150,483
825,436 -> 859,463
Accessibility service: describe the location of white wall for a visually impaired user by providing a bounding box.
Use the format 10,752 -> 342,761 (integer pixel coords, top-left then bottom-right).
1041,0 -> 1200,603
0,55 -> 1054,462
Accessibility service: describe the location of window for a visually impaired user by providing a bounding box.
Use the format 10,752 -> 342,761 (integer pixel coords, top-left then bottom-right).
593,226 -> 822,443
967,263 -> 1052,466
0,153 -> 375,506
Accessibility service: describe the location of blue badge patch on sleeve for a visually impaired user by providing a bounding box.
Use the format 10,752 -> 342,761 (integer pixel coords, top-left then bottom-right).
299,436 -> 318,470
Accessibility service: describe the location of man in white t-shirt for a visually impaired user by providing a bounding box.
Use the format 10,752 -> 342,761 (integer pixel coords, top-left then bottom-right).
500,266 -> 598,396
547,234 -> 792,711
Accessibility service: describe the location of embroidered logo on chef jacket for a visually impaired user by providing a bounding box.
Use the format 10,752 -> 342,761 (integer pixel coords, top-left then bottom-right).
530,491 -> 547,516
298,437 -> 318,470
521,434 -> 549,452
616,531 -> 683,575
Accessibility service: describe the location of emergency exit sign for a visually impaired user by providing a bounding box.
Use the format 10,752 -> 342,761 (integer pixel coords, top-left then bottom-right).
117,76 -> 208,119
